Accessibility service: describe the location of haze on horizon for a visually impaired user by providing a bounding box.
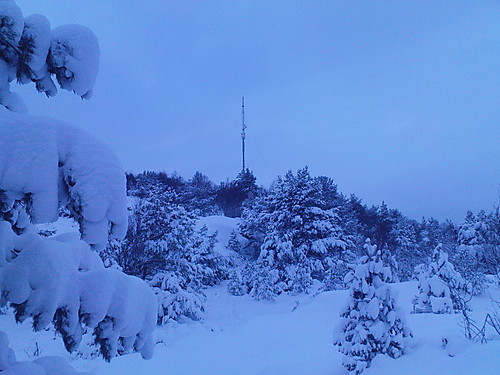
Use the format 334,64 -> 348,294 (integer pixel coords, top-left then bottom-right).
15,0 -> 500,223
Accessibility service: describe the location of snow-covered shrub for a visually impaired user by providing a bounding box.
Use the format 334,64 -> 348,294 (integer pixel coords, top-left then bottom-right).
413,244 -> 466,314
334,239 -> 412,374
453,211 -> 487,295
248,264 -> 281,301
150,272 -> 204,324
227,267 -> 248,296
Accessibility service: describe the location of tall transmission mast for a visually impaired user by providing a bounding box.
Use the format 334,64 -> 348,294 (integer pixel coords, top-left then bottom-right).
241,96 -> 247,173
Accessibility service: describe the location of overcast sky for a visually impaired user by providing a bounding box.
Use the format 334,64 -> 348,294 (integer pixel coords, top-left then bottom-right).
15,0 -> 500,222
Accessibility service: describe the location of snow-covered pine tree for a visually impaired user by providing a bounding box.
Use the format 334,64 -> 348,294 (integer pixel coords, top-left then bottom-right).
182,171 -> 220,216
389,218 -> 419,281
413,244 -> 466,314
454,211 -> 486,295
482,207 -> 500,277
255,167 -> 352,295
226,229 -> 242,254
0,2 -> 157,371
239,192 -> 269,259
150,272 -> 205,324
335,239 -> 412,374
215,169 -> 259,218
110,186 -> 227,323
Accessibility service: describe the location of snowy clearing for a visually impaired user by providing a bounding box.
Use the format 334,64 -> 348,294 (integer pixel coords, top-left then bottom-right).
3,280 -> 499,375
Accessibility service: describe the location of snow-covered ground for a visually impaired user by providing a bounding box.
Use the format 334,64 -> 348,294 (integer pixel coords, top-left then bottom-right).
3,280 -> 499,375
3,216 -> 496,374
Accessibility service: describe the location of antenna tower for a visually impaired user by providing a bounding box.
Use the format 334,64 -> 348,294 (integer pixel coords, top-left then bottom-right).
241,96 -> 247,173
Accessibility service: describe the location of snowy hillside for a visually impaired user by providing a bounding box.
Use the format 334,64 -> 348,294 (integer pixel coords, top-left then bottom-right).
2,279 -> 498,375
196,215 -> 243,256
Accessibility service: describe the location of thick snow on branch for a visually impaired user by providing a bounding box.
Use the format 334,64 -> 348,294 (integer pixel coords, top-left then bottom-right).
0,107 -> 127,249
0,1 -> 100,110
0,228 -> 157,361
49,24 -> 99,99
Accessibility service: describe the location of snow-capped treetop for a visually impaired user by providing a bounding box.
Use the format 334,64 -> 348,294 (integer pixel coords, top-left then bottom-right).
0,108 -> 127,250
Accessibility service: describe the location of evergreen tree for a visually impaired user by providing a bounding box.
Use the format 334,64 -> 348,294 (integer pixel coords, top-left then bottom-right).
226,229 -> 242,253
413,244 -> 466,314
239,192 -> 269,259
0,1 -> 156,369
482,207 -> 500,277
107,186 -> 227,323
182,171 -> 220,216
256,167 -> 353,294
335,239 -> 412,374
454,211 -> 486,295
215,169 -> 259,217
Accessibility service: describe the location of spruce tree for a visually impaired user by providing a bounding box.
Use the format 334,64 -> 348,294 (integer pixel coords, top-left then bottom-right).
413,244 -> 466,314
256,167 -> 352,294
454,211 -> 486,295
335,239 -> 412,374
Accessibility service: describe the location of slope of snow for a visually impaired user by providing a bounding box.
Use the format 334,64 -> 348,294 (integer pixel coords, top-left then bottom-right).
196,215 -> 243,256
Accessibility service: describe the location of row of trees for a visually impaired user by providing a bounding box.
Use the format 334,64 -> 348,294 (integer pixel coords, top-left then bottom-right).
126,168 -> 259,218
107,167 -> 498,321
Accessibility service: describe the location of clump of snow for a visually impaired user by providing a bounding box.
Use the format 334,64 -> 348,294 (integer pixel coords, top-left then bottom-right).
0,331 -> 16,370
0,1 -> 100,111
0,1 -> 24,50
0,107 -> 127,249
0,331 -> 90,374
20,14 -> 51,73
49,24 -> 99,99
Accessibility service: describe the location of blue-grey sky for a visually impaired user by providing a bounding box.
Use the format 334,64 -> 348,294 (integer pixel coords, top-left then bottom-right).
15,0 -> 500,222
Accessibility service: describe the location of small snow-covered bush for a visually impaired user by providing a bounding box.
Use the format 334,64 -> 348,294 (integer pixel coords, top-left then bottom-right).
334,239 -> 412,374
227,267 -> 248,296
150,272 -> 205,324
413,244 -> 467,314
